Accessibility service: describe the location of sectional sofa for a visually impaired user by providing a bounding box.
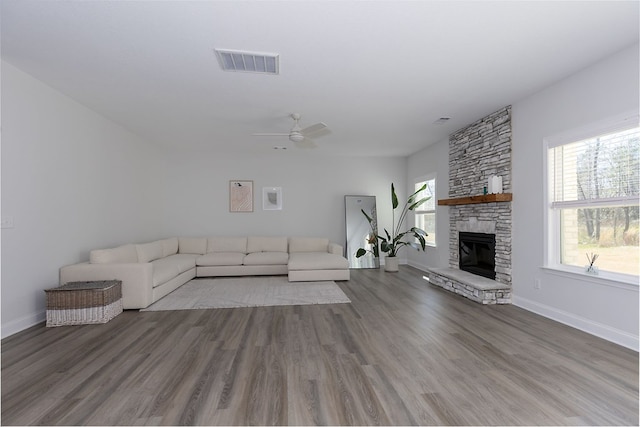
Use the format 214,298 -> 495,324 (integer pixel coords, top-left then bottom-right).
59,236 -> 350,309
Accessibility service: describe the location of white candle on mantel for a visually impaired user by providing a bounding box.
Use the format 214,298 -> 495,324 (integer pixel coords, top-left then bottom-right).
488,176 -> 503,194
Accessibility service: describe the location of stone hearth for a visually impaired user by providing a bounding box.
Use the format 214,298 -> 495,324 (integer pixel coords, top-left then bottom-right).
427,267 -> 511,304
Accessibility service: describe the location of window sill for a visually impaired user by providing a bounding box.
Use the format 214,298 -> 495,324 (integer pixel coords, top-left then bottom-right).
542,265 -> 639,290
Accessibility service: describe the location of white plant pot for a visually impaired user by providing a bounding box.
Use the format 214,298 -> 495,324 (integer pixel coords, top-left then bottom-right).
384,256 -> 399,272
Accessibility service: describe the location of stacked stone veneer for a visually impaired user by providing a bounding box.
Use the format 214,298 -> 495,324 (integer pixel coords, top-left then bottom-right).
428,269 -> 512,304
430,106 -> 513,303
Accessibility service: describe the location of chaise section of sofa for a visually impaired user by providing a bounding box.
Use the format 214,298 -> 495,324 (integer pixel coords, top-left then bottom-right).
287,237 -> 350,281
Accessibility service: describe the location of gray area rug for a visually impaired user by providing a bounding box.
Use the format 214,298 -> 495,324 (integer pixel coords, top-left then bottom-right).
141,276 -> 351,311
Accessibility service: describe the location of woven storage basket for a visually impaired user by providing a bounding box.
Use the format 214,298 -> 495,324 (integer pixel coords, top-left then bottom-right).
45,280 -> 122,327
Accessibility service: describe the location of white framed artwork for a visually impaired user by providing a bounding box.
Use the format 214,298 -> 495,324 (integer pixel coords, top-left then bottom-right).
262,187 -> 282,210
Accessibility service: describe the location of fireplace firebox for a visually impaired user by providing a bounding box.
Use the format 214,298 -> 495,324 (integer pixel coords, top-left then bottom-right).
459,232 -> 496,280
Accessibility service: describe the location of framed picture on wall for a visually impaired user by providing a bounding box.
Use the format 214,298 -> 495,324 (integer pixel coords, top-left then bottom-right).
229,180 -> 253,212
263,187 -> 282,210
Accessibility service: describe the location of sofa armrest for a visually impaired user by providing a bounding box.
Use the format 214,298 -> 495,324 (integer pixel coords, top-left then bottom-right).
328,243 -> 344,256
59,262 -> 154,309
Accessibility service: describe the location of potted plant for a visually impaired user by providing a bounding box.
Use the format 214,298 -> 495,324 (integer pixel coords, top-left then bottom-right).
356,183 -> 429,272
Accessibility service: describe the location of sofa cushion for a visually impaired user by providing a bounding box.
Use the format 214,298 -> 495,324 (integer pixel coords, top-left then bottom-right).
151,258 -> 178,287
164,254 -> 198,273
151,254 -> 197,287
90,244 -> 138,264
196,252 -> 245,266
161,237 -> 179,257
289,237 -> 329,253
288,252 -> 349,270
247,236 -> 288,253
243,252 -> 289,265
136,241 -> 165,263
207,237 -> 247,253
179,237 -> 207,255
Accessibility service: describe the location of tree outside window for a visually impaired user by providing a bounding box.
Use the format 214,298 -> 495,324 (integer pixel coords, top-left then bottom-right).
548,123 -> 639,277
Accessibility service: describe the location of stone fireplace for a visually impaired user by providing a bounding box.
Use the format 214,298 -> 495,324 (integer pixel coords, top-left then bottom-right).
428,106 -> 513,304
448,106 -> 512,287
450,203 -> 512,287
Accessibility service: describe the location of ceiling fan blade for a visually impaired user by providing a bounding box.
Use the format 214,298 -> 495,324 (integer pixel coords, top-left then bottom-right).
300,122 -> 327,136
295,138 -> 317,149
252,132 -> 290,136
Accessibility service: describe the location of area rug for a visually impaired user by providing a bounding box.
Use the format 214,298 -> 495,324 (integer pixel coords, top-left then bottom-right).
141,276 -> 351,312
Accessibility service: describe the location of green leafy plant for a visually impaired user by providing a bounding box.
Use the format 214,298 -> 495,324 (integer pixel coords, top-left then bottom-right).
356,183 -> 430,258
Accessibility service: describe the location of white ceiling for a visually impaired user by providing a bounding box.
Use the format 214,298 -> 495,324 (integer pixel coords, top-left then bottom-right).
2,1 -> 639,157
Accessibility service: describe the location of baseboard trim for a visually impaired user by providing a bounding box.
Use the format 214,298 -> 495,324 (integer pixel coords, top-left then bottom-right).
2,310 -> 46,339
513,295 -> 639,352
408,261 -> 638,351
407,260 -> 430,272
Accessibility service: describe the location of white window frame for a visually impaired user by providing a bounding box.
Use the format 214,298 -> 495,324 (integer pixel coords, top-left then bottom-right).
543,110 -> 639,286
414,173 -> 437,248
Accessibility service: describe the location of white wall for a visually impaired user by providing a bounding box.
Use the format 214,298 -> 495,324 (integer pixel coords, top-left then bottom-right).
159,148 -> 407,255
406,137 -> 450,269
511,44 -> 639,350
1,62 -> 164,337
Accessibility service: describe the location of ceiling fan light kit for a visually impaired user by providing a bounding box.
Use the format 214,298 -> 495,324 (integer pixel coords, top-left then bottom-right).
289,132 -> 305,143
253,113 -> 328,148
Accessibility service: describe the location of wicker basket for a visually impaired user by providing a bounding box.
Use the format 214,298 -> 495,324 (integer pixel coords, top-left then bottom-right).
45,280 -> 122,327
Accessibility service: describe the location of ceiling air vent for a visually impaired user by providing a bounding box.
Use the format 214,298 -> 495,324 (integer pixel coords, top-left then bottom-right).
215,49 -> 279,75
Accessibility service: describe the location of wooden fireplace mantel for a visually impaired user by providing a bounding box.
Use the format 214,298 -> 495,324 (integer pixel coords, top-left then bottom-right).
437,193 -> 512,206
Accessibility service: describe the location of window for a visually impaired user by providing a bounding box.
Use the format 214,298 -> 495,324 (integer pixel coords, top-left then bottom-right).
547,116 -> 639,279
415,175 -> 436,247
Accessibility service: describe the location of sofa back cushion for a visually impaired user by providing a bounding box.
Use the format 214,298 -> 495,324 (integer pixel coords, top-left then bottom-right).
247,236 -> 288,253
178,237 -> 207,255
136,241 -> 165,263
90,244 -> 138,264
160,237 -> 179,257
289,237 -> 329,253
207,237 -> 247,253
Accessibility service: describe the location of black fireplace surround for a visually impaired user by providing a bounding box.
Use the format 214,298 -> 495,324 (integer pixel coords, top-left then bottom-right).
459,232 -> 496,280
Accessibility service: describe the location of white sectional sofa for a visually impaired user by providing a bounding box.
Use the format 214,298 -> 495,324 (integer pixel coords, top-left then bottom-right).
59,236 -> 350,309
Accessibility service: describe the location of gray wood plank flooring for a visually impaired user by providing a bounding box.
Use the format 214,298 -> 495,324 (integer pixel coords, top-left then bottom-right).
2,267 -> 638,425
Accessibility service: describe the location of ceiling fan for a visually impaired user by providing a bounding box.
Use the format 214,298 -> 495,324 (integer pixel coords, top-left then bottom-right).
253,113 -> 328,148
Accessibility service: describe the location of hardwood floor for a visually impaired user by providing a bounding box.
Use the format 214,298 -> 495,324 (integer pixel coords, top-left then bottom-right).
2,267 -> 638,425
